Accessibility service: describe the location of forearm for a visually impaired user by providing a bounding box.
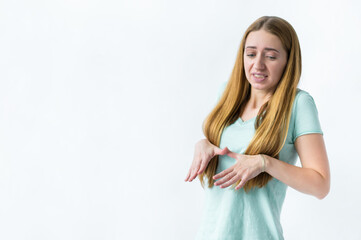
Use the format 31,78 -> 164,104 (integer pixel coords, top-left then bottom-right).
262,154 -> 330,199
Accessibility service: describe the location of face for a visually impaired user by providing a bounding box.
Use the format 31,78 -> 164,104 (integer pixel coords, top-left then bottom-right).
243,29 -> 288,93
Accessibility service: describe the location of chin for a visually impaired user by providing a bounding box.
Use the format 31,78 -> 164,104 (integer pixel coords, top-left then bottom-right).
250,83 -> 275,93
250,83 -> 267,89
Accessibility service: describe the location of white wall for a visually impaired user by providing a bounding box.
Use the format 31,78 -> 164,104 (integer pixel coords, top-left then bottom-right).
0,0 -> 360,239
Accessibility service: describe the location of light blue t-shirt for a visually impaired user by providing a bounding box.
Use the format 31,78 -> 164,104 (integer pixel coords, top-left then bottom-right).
195,82 -> 323,240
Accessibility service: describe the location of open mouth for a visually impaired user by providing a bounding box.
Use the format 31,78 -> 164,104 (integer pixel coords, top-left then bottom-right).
252,74 -> 268,81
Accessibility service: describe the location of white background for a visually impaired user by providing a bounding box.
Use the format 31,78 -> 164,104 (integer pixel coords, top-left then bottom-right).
0,0 -> 360,239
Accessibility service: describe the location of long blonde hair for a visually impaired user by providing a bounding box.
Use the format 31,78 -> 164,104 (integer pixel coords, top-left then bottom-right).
199,16 -> 302,192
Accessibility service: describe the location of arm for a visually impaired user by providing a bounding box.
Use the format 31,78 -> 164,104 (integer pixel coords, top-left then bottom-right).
213,133 -> 330,199
264,133 -> 330,199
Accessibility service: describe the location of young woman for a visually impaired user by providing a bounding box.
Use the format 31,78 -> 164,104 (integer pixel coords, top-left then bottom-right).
185,16 -> 330,239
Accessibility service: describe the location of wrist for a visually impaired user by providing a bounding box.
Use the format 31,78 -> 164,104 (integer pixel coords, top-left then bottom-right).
259,154 -> 267,173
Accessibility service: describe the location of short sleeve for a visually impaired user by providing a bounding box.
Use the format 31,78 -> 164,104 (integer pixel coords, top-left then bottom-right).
292,91 -> 324,143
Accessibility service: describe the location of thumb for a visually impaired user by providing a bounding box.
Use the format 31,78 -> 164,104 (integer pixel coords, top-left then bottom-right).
217,147 -> 242,159
226,150 -> 240,159
214,146 -> 230,156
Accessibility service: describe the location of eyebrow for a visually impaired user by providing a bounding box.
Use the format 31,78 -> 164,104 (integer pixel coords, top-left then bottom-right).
245,46 -> 280,53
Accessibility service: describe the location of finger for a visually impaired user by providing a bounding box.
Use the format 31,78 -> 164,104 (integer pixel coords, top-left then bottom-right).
197,159 -> 208,175
187,155 -> 201,182
214,171 -> 236,186
184,168 -> 192,181
235,178 -> 247,190
219,174 -> 241,188
188,161 -> 198,180
235,173 -> 249,190
189,160 -> 202,181
213,167 -> 233,180
189,168 -> 197,182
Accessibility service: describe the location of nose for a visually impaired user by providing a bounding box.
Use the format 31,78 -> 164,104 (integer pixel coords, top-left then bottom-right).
254,55 -> 265,70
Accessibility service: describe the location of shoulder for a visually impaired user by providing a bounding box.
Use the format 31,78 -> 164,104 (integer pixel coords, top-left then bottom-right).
290,88 -> 323,143
294,88 -> 315,103
292,88 -> 318,115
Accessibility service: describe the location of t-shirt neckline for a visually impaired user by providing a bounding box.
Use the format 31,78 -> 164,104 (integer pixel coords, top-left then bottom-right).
238,116 -> 257,124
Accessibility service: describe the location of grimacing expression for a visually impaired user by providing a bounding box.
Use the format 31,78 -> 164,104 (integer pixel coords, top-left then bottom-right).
243,29 -> 288,93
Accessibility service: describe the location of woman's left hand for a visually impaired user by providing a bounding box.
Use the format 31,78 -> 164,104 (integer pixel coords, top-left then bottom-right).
213,149 -> 264,190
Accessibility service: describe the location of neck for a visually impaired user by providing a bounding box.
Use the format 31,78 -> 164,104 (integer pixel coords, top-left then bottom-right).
247,87 -> 274,109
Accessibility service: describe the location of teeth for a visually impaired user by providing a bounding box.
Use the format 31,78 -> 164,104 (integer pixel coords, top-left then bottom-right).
254,74 -> 266,78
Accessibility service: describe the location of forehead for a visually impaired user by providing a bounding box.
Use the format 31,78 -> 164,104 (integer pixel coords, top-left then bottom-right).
245,29 -> 284,51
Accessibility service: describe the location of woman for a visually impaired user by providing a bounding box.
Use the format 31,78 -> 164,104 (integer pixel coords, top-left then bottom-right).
184,16 -> 330,240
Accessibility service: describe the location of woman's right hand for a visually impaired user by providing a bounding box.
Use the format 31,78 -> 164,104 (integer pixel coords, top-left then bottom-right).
184,139 -> 229,182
